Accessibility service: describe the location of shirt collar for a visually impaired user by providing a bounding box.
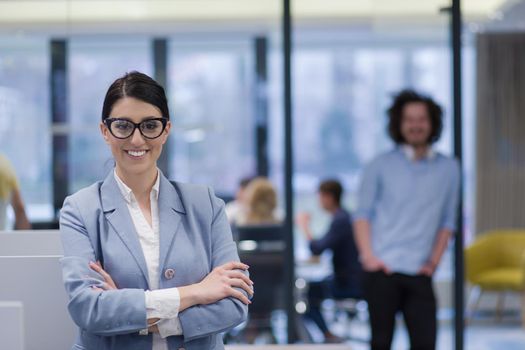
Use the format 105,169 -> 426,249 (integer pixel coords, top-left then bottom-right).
401,144 -> 436,161
114,169 -> 160,204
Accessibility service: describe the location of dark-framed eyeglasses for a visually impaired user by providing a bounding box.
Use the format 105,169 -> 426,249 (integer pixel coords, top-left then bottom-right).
104,117 -> 168,139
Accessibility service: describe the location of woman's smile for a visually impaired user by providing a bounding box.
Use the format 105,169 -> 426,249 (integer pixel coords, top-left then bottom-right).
125,149 -> 149,159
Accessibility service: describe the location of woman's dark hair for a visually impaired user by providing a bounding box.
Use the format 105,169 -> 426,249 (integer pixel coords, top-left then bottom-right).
387,89 -> 443,144
101,71 -> 170,121
319,179 -> 343,205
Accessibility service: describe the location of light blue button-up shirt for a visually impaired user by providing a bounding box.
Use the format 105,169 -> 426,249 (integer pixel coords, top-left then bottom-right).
354,147 -> 460,275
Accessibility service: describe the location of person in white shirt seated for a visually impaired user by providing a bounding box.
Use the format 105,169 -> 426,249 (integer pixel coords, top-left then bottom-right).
59,71 -> 253,350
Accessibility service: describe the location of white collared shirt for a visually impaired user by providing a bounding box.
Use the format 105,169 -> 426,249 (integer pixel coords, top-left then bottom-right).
114,170 -> 182,349
402,144 -> 436,161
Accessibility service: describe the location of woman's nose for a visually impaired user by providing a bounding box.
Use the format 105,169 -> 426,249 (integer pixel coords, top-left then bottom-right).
130,128 -> 146,145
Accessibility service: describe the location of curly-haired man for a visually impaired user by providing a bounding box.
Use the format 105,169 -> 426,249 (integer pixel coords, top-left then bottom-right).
354,90 -> 460,350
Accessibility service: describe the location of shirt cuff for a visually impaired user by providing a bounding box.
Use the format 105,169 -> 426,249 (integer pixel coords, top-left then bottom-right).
145,287 -> 181,320
157,317 -> 184,338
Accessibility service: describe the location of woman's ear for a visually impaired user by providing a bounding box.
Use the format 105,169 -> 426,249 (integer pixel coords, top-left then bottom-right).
161,120 -> 171,145
100,122 -> 110,144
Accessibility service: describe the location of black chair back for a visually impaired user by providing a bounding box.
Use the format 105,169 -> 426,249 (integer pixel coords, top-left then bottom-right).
236,225 -> 286,314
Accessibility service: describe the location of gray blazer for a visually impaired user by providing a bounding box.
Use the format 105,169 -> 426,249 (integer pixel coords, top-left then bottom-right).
59,171 -> 248,350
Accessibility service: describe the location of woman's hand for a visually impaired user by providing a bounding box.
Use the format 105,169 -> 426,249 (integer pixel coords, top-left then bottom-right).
179,261 -> 253,309
147,318 -> 160,334
198,261 -> 254,305
89,261 -> 117,292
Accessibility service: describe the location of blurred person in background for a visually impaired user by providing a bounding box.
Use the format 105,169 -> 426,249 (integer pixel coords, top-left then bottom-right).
235,176 -> 281,343
353,90 -> 460,350
0,153 -> 31,230
225,176 -> 253,226
296,179 -> 362,343
239,177 -> 280,226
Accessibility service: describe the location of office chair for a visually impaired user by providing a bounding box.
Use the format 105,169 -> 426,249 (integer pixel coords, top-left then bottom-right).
465,229 -> 525,324
232,225 -> 286,344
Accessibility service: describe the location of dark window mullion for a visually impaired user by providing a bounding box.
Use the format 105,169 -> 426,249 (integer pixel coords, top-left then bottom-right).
51,39 -> 68,218
153,38 -> 170,177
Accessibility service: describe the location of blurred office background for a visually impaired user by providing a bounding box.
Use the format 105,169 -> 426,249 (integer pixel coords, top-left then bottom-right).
1,0 -> 525,349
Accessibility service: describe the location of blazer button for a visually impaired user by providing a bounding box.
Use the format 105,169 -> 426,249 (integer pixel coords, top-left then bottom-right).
164,268 -> 175,280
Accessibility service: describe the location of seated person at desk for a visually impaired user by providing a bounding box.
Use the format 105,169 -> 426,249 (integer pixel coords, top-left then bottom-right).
234,177 -> 280,343
296,179 -> 362,343
0,153 -> 30,230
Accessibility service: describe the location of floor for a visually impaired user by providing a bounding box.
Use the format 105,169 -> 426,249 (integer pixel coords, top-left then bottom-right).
333,320 -> 525,350
329,308 -> 525,350
236,304 -> 525,350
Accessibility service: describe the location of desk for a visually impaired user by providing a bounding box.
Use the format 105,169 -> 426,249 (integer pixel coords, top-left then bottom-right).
0,256 -> 76,350
0,230 -> 62,256
295,256 -> 332,283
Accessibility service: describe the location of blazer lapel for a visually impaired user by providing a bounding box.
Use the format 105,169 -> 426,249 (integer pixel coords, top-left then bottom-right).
158,174 -> 186,272
100,172 -> 150,286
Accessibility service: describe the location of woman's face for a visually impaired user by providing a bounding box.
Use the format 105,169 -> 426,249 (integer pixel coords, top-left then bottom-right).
100,97 -> 171,178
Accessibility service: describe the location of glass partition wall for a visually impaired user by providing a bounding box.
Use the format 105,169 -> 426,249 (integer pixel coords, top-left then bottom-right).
285,1 -> 456,348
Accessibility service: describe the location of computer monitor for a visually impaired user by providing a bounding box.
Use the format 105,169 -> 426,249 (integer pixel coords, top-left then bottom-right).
0,231 -> 62,256
0,256 -> 76,350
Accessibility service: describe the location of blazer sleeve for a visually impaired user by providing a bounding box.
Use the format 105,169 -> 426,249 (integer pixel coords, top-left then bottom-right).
59,195 -> 148,336
178,187 -> 249,342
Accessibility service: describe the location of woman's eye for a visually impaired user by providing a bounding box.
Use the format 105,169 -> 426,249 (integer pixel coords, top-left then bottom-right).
143,121 -> 159,130
115,122 -> 132,130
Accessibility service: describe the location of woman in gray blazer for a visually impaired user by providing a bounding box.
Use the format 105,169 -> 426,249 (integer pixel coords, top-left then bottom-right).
60,71 -> 253,350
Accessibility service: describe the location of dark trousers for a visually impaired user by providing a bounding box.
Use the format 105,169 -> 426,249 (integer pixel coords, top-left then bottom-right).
306,275 -> 362,334
364,271 -> 437,350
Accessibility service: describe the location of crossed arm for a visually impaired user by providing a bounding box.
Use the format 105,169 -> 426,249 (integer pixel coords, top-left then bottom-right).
90,260 -> 253,334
